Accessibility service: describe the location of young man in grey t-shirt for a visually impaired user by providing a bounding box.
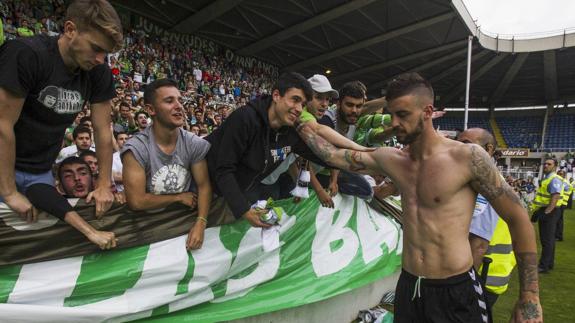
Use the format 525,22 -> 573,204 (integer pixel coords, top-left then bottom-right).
122,79 -> 212,250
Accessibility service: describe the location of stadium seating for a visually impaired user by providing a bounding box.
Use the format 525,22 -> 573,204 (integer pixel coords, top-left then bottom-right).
545,114 -> 575,149
496,116 -> 543,149
433,116 -> 492,133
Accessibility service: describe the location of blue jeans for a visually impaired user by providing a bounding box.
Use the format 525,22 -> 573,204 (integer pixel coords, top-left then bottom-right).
317,171 -> 373,200
0,170 -> 54,203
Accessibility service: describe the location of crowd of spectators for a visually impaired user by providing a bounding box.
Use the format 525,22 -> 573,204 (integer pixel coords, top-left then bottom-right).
1,0 -> 281,196
1,0 -> 275,137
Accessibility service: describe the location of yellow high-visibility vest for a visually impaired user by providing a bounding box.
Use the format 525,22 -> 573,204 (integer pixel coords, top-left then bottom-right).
531,173 -> 561,211
559,177 -> 573,206
480,217 -> 515,295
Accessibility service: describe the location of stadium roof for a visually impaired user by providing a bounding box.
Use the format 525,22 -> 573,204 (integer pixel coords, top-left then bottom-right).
111,0 -> 575,108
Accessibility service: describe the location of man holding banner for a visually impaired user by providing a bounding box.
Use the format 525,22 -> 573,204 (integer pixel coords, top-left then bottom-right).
296,72 -> 542,323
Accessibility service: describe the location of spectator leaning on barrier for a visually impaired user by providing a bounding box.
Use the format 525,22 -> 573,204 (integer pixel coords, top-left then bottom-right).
205,72 -> 368,228
121,79 -> 212,250
316,81 -> 378,200
0,0 -> 123,248
304,74 -> 341,208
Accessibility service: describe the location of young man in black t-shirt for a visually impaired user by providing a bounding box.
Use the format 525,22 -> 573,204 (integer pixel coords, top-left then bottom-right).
0,0 -> 123,250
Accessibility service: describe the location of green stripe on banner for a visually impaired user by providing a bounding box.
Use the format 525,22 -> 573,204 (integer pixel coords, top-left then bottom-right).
176,254 -> 195,295
0,265 -> 22,303
64,245 -> 150,307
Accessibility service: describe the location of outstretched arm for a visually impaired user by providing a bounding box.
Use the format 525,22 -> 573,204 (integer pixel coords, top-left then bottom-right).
300,118 -> 372,151
467,145 -> 542,323
297,122 -> 387,176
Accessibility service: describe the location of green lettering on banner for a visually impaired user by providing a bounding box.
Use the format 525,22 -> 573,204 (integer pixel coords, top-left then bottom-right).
146,195 -> 401,322
176,254 -> 195,295
0,265 -> 22,303
64,245 -> 150,307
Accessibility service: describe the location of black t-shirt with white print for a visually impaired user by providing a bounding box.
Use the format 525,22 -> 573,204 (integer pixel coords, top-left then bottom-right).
0,35 -> 115,173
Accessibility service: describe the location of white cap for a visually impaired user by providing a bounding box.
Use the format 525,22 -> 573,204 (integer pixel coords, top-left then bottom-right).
307,74 -> 339,98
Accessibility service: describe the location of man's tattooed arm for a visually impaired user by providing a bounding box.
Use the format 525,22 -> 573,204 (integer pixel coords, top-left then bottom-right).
469,145 -> 522,206
468,145 -> 542,321
297,122 -> 372,173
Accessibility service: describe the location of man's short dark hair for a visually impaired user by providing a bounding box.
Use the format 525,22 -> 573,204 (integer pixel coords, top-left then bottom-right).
79,116 -> 91,125
57,156 -> 92,182
79,150 -> 97,160
273,72 -> 313,102
73,126 -> 91,140
144,79 -> 178,105
339,81 -> 366,101
135,110 -> 149,120
114,131 -> 127,140
386,72 -> 434,102
119,101 -> 131,110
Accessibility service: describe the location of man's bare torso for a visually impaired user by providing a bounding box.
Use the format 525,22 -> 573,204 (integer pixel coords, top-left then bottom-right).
378,137 -> 477,278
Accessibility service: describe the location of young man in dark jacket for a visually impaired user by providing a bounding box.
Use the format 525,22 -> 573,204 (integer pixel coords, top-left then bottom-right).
206,72 -> 358,228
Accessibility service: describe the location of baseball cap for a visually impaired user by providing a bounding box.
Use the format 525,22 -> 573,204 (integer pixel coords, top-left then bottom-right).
307,74 -> 339,98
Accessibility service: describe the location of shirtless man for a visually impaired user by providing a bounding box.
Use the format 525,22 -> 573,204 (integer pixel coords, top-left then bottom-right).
297,73 -> 541,323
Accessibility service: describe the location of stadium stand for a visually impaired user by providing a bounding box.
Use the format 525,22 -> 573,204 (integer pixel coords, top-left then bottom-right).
433,116 -> 492,133
545,114 -> 575,149
497,116 -> 543,149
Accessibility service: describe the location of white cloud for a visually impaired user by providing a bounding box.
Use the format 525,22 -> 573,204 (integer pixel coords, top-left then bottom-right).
462,0 -> 575,37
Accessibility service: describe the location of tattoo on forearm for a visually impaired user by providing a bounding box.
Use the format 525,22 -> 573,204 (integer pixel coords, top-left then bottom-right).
344,150 -> 366,172
469,145 -> 522,205
298,123 -> 335,161
516,252 -> 539,294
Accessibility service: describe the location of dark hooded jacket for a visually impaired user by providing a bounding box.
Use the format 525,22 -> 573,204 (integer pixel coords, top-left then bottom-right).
206,95 -> 324,218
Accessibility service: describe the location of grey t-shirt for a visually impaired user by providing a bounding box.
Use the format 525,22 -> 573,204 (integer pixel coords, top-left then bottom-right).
121,126 -> 210,194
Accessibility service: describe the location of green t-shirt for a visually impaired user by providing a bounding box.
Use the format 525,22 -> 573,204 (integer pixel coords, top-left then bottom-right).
299,107 -> 316,123
17,27 -> 34,37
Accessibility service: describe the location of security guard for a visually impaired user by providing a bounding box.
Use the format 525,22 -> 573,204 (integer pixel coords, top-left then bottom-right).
556,169 -> 573,241
530,158 -> 563,273
480,219 -> 516,308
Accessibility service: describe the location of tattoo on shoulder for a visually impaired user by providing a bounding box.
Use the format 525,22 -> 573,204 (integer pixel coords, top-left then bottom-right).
344,150 -> 366,172
469,145 -> 521,205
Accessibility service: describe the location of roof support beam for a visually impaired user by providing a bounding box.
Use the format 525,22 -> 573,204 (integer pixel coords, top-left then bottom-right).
543,50 -> 558,101
237,0 -> 377,56
490,53 -> 529,104
429,50 -> 490,84
441,53 -> 508,105
368,46 -> 469,90
173,0 -> 244,33
331,39 -> 466,82
284,11 -> 455,71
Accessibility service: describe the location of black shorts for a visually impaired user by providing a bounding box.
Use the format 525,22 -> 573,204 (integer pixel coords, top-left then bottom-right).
394,268 -> 488,323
